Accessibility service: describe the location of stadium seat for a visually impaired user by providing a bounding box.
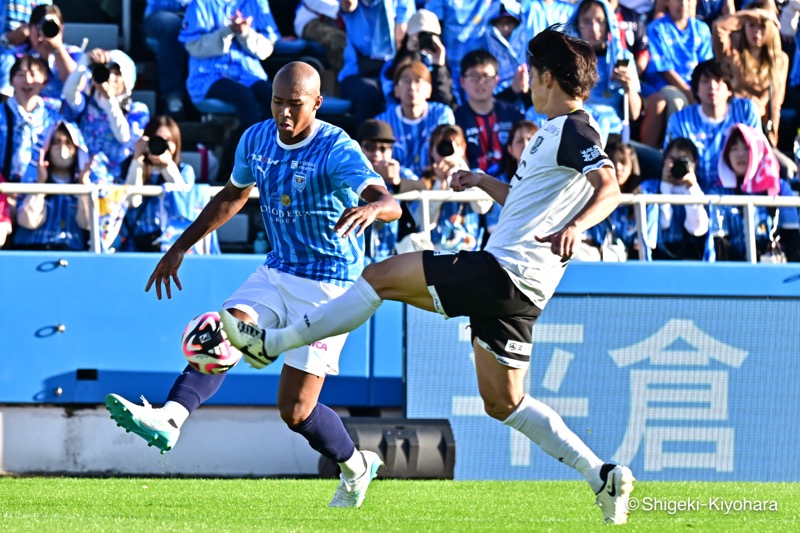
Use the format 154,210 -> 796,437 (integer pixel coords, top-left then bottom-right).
193,98 -> 236,123
216,213 -> 251,253
146,37 -> 159,55
319,96 -> 351,115
63,23 -> 119,51
132,90 -> 157,116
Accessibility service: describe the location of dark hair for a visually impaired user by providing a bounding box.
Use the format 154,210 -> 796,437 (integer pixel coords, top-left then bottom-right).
500,119 -> 538,178
30,3 -> 63,25
664,137 -> 699,164
393,60 -> 432,86
9,54 -> 49,81
421,124 -> 466,187
140,115 -> 182,181
605,140 -> 641,192
527,25 -> 598,99
690,60 -> 732,102
722,127 -> 746,169
460,49 -> 499,77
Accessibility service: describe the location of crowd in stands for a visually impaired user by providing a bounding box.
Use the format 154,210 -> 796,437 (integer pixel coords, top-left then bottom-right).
0,0 -> 799,263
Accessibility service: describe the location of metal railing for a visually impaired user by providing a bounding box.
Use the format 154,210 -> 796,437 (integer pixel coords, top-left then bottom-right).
2,182 -> 800,263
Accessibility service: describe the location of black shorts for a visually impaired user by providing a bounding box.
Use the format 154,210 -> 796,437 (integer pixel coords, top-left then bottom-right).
422,250 -> 542,367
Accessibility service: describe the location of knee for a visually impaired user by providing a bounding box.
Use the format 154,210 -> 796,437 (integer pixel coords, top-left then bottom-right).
481,395 -> 517,421
278,398 -> 315,428
361,262 -> 391,296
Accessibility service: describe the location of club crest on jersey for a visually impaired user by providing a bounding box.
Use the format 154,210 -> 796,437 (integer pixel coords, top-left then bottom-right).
529,136 -> 544,154
293,172 -> 307,192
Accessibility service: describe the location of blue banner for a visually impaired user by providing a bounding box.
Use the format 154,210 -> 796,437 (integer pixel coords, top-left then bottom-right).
407,296 -> 800,482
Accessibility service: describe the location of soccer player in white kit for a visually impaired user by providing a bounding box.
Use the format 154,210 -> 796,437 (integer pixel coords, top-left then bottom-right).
107,61 -> 401,509
222,27 -> 636,525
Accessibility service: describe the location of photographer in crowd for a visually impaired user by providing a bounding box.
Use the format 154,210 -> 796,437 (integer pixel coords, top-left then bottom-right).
10,4 -> 82,100
121,115 -> 195,252
62,48 -> 150,181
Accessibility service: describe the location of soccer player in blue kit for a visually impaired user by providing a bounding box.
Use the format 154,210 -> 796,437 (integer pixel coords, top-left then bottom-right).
105,61 -> 402,509
223,27 -> 637,525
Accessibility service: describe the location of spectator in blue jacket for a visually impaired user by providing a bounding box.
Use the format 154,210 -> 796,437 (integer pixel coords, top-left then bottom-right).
0,54 -> 62,183
14,121 -> 92,250
0,0 -> 52,94
62,48 -> 150,181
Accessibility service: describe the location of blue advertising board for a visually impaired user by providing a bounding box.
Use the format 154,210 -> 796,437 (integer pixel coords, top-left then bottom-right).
407,265 -> 800,482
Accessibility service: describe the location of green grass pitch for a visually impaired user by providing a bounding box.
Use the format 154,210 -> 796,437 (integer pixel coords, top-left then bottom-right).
1,477 -> 798,532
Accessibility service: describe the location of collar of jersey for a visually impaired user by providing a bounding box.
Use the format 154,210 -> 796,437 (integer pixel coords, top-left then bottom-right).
396,104 -> 429,125
276,120 -> 321,151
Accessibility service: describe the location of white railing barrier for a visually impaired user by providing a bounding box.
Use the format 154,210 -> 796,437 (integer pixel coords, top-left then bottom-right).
2,183 -> 799,262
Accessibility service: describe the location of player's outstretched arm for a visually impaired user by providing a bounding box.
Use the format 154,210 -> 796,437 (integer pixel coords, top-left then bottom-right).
334,184 -> 402,238
535,166 -> 621,258
145,181 -> 253,300
451,170 -> 511,205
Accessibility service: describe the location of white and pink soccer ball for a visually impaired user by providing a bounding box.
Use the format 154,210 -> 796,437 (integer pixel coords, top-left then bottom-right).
181,311 -> 242,374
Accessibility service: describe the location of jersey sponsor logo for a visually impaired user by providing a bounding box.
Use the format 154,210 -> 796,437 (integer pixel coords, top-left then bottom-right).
310,341 -> 328,351
293,172 -> 307,192
544,123 -> 559,135
504,340 -> 532,356
529,136 -> 544,154
581,146 -> 603,162
250,154 -> 280,165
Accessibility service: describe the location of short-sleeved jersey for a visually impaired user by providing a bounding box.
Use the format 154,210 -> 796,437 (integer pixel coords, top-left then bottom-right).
231,119 -> 384,286
663,99 -> 761,191
375,102 -> 455,178
644,16 -> 713,92
485,109 -> 612,308
455,99 -> 523,175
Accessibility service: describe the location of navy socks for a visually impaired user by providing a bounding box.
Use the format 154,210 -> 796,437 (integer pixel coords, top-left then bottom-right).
166,365 -> 226,413
289,403 -> 356,463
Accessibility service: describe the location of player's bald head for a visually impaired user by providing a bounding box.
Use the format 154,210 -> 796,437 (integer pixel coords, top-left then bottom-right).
273,61 -> 321,98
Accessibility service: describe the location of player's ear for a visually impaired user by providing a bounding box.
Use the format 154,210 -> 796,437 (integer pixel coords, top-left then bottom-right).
313,95 -> 323,111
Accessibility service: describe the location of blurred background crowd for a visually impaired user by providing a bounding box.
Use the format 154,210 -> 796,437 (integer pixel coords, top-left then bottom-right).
1,0 -> 799,263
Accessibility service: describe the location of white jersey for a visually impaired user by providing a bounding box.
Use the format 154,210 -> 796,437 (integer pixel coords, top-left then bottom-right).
485,109 -> 612,308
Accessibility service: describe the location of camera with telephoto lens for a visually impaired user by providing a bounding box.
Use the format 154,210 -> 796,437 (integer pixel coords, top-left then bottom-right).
90,62 -> 112,84
436,139 -> 455,158
39,14 -> 60,39
670,156 -> 692,179
147,136 -> 169,156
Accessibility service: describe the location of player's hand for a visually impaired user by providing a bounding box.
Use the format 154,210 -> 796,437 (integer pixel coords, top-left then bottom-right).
145,247 -> 184,300
450,170 -> 483,191
512,64 -> 529,94
334,204 -> 380,238
535,224 -> 580,259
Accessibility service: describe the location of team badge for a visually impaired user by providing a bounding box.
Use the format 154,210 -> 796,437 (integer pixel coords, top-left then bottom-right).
281,194 -> 291,206
293,172 -> 307,192
529,136 -> 544,154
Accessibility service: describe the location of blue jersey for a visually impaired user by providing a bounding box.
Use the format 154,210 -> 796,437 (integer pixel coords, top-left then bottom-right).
179,0 -> 279,102
231,120 -> 384,286
375,102 -> 455,179
339,0 -> 415,81
791,30 -> 800,89
12,42 -> 84,100
426,0 -> 493,84
521,0 -> 576,38
644,16 -> 713,94
145,0 -> 192,17
0,96 -> 62,182
664,99 -> 760,191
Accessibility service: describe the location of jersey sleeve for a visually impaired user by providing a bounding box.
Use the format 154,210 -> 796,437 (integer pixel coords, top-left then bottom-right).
230,127 -> 255,187
556,114 -> 612,175
647,21 -> 674,73
327,135 -> 384,196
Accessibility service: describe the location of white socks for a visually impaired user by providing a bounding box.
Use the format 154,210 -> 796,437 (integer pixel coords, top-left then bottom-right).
339,450 -> 367,481
503,395 -> 604,492
264,277 -> 383,356
161,401 -> 190,429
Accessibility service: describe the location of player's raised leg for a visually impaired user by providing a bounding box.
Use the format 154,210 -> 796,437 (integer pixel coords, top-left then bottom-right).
222,251 -> 433,361
106,306 -> 279,452
472,341 -> 634,524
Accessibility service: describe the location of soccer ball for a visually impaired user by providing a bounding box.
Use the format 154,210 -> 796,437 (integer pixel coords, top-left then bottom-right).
181,311 -> 242,374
